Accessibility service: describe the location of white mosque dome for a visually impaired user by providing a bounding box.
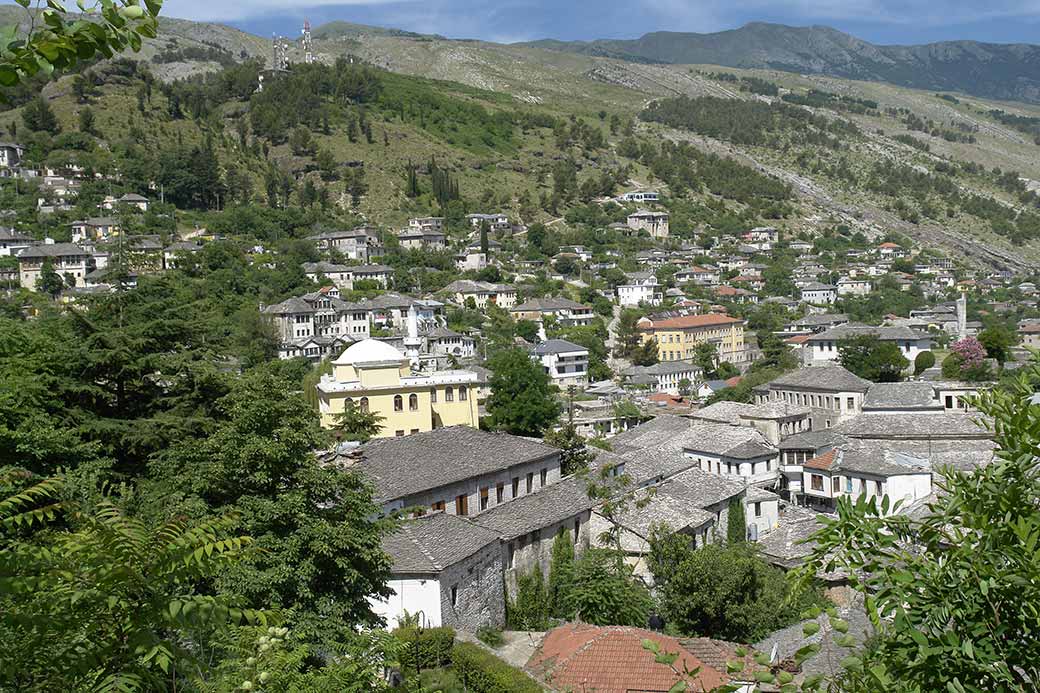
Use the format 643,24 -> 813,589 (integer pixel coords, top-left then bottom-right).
333,339 -> 405,365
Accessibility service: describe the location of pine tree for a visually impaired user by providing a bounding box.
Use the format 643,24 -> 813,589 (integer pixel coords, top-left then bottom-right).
22,96 -> 60,134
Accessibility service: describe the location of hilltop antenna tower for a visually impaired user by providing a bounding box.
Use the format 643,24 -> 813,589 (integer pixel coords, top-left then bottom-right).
302,20 -> 314,64
272,34 -> 289,71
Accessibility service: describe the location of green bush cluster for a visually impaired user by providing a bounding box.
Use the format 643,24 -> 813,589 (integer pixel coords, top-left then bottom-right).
449,642 -> 543,693
393,626 -> 456,674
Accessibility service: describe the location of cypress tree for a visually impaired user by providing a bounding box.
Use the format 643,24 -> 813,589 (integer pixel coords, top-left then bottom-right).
727,497 -> 747,544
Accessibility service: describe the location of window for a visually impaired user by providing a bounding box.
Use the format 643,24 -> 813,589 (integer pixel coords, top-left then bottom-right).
754,502 -> 762,517
451,584 -> 458,607
431,388 -> 438,403
846,477 -> 853,493
832,476 -> 841,493
811,474 -> 824,491
847,397 -> 855,410
480,487 -> 489,511
573,518 -> 581,543
455,494 -> 468,516
540,468 -> 547,486
508,543 -> 516,567
512,477 -> 520,497
393,395 -> 403,412
459,387 -> 468,401
445,387 -> 454,402
360,397 -> 369,413
496,483 -> 504,503
875,480 -> 883,496
432,500 -> 445,512
526,472 -> 533,493
410,428 -> 419,435
395,430 -> 405,437
409,394 -> 419,411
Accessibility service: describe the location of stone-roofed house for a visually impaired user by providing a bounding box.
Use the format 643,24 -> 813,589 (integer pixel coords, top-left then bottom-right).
440,280 -> 517,309
692,400 -> 811,444
163,241 -> 203,270
799,442 -> 932,512
474,475 -> 593,597
756,364 -> 872,429
308,227 -> 383,262
626,209 -> 669,239
70,217 -> 120,243
531,339 -> 590,388
681,422 -> 781,487
17,242 -> 94,290
615,271 -> 663,307
509,296 -> 595,327
777,429 -> 847,498
354,426 -> 561,515
302,262 -> 391,291
800,282 -> 837,305
622,361 -> 702,396
370,512 -> 505,631
784,313 -> 850,335
425,326 -> 476,358
0,227 -> 32,256
807,323 -> 932,366
261,288 -> 371,360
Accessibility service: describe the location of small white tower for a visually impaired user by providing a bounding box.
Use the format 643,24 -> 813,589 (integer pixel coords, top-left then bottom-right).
956,291 -> 967,341
404,304 -> 422,370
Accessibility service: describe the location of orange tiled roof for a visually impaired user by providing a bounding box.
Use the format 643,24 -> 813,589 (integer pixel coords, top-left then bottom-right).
804,449 -> 837,471
784,334 -> 812,345
646,313 -> 743,330
528,624 -> 728,693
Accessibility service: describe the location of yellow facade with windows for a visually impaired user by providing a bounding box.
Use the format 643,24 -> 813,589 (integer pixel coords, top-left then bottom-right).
639,314 -> 747,364
317,339 -> 478,437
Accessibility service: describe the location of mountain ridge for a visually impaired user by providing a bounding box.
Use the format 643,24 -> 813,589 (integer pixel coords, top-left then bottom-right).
516,22 -> 1040,104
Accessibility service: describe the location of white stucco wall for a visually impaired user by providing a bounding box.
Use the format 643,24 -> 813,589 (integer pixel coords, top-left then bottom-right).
370,577 -> 443,629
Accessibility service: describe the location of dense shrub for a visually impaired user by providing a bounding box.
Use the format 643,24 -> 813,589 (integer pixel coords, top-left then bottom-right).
914,350 -> 936,375
393,625 -> 455,674
450,642 -> 543,693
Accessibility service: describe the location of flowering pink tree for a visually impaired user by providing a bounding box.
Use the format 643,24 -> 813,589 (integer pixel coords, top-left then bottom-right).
944,337 -> 991,381
951,337 -> 986,369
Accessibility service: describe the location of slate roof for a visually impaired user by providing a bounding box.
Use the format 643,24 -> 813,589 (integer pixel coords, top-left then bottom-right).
801,282 -> 836,291
862,382 -> 942,410
383,512 -> 501,574
756,504 -> 825,570
666,466 -> 747,509
0,227 -> 30,241
680,422 -> 777,459
611,480 -> 715,542
834,412 -> 991,440
17,242 -> 87,258
442,280 -> 515,294
608,415 -> 691,452
511,296 -> 589,312
778,429 -> 848,451
532,339 -> 587,355
767,364 -> 872,393
358,426 -> 559,502
474,475 -> 592,539
693,401 -> 809,425
755,597 -> 872,679
808,323 -> 929,343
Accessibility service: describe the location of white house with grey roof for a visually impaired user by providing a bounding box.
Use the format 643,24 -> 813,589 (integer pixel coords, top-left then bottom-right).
17,242 -> 94,290
807,324 -> 932,366
800,443 -> 932,513
622,361 -> 702,396
371,512 -> 505,631
301,262 -> 391,291
0,227 -> 32,256
308,227 -> 382,262
800,282 -> 837,305
681,422 -> 781,488
692,401 -> 811,445
531,339 -> 589,388
261,288 -> 371,360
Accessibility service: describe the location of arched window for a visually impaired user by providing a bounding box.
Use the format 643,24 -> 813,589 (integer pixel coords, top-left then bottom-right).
394,395 -> 403,412
445,387 -> 454,402
459,386 -> 468,401
359,397 -> 369,414
409,393 -> 419,411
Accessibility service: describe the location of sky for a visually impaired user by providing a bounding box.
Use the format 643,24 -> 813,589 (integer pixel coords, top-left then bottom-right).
155,0 -> 1040,46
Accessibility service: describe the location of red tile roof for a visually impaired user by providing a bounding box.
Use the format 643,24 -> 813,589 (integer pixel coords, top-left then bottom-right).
724,376 -> 743,387
528,624 -> 728,693
804,449 -> 838,471
645,313 -> 743,330
784,334 -> 812,345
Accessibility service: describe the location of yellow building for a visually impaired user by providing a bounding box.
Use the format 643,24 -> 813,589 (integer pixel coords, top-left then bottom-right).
638,313 -> 748,365
317,339 -> 479,437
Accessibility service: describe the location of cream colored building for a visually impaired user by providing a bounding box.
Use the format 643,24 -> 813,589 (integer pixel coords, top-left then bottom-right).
317,339 -> 479,437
